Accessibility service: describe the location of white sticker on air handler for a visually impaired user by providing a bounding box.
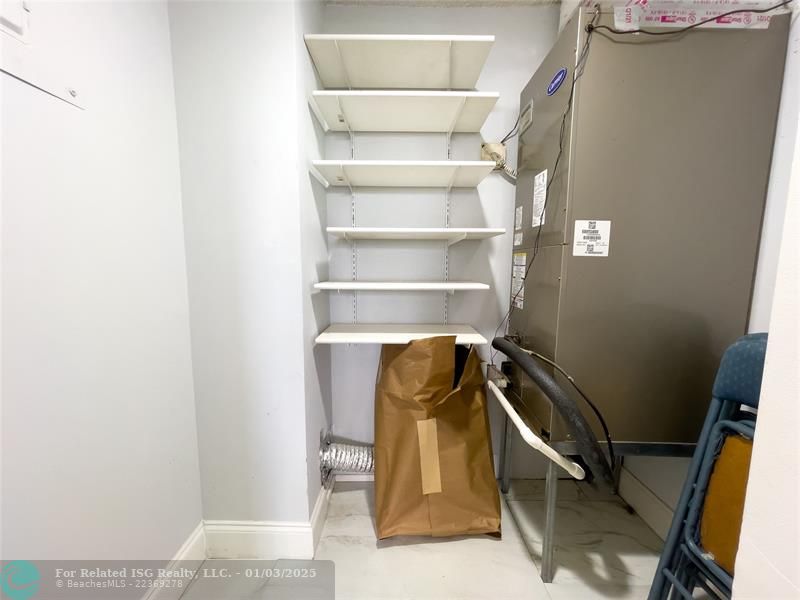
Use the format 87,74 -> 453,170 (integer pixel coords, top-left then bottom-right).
532,170 -> 547,228
573,220 -> 611,257
511,252 -> 526,309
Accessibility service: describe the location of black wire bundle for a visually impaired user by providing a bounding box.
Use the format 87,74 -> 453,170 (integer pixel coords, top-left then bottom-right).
589,0 -> 793,37
491,8 -> 600,363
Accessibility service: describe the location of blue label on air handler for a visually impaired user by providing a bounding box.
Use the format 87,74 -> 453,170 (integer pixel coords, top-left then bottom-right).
546,67 -> 568,96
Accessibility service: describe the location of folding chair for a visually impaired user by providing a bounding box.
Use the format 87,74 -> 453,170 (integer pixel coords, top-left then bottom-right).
649,333 -> 767,599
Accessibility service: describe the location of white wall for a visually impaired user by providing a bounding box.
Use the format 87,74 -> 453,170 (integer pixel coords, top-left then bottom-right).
168,0 -> 309,524
559,0 -> 581,30
294,0 -> 331,518
734,104 -> 800,600
1,1 -> 202,558
750,10 -> 800,332
168,0 -> 329,524
320,4 -> 559,478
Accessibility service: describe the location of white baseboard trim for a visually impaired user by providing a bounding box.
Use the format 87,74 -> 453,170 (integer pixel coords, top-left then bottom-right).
204,520 -> 314,559
204,485 -> 333,560
311,482 -> 334,554
173,521 -> 207,562
141,522 -> 205,600
619,467 -> 674,541
142,485 -> 334,581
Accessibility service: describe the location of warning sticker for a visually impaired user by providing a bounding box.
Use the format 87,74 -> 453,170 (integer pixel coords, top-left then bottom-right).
532,170 -> 547,228
573,220 -> 611,257
515,205 -> 523,230
511,252 -> 526,308
613,2 -> 774,30
514,231 -> 523,246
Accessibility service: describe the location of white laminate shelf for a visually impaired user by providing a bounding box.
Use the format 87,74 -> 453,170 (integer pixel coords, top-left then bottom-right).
311,160 -> 495,188
314,281 -> 490,292
304,34 -> 494,90
310,91 -> 499,133
315,323 -> 487,345
327,227 -> 505,245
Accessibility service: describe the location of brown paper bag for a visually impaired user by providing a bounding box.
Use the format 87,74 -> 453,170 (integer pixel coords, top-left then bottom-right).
374,336 -> 501,539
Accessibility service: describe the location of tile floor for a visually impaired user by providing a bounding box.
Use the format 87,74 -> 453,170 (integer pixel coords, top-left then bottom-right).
315,479 -> 664,600
504,480 -> 664,600
180,479 -> 664,600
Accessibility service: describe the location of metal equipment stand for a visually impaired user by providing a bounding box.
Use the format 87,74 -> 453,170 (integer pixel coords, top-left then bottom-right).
541,461 -> 559,582
499,424 -> 695,584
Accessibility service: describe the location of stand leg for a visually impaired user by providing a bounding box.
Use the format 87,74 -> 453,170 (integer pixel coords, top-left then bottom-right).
613,455 -> 623,495
499,414 -> 513,494
541,461 -> 558,583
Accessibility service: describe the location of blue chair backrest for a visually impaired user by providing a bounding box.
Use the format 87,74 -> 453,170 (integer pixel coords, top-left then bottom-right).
711,333 -> 768,410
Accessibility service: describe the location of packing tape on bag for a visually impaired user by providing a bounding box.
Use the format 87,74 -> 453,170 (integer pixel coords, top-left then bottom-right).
417,418 -> 443,495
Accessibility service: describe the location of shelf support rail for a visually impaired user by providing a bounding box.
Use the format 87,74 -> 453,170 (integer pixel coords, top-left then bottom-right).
344,137 -> 358,325
444,166 -> 458,223
443,238 -> 449,324
442,134 -> 458,325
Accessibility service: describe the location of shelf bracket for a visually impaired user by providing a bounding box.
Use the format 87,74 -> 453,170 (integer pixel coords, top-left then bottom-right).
308,95 -> 330,133
340,167 -> 355,196
447,40 -> 453,91
333,40 -> 353,90
446,96 -> 467,138
309,163 -> 330,189
446,167 -> 458,197
447,233 -> 467,247
337,95 -> 355,152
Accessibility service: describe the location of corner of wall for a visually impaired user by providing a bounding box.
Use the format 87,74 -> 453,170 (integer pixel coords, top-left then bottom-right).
141,522 -> 205,600
293,0 -> 333,525
618,468 -> 674,541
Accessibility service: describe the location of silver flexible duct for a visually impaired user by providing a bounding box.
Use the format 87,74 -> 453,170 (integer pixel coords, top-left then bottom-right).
320,442 -> 375,474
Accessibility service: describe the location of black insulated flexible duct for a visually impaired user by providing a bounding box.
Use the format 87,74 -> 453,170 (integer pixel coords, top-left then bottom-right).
492,337 -> 614,486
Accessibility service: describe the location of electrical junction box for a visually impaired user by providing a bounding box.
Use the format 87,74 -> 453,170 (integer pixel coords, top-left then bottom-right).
0,2 -> 86,108
481,142 -> 506,168
0,0 -> 29,42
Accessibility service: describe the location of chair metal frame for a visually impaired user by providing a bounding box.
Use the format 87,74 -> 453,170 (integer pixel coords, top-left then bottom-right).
649,333 -> 767,600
